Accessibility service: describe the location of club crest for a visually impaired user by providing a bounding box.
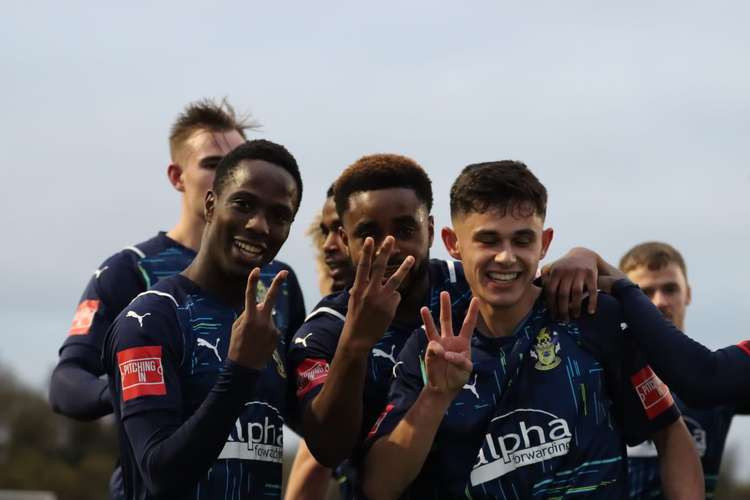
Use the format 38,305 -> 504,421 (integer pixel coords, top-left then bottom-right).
530,327 -> 562,371
256,280 -> 268,303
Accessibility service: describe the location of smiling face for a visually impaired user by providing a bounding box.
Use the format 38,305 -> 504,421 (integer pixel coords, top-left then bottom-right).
203,159 -> 298,278
341,187 -> 433,294
443,205 -> 552,312
627,262 -> 691,330
320,197 -> 354,291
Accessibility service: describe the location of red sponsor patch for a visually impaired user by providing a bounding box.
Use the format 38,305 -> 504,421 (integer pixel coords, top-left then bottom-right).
117,346 -> 167,401
737,340 -> 750,357
631,365 -> 674,420
69,300 -> 100,335
368,403 -> 394,438
296,358 -> 330,398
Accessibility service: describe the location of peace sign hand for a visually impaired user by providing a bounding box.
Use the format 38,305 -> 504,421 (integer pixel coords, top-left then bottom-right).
345,236 -> 415,350
228,267 -> 288,370
422,292 -> 480,396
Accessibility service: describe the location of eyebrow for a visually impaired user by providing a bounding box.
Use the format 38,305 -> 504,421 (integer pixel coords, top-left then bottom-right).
199,155 -> 224,167
393,215 -> 419,225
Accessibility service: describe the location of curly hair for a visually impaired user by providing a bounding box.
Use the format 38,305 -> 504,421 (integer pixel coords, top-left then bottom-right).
333,154 -> 432,217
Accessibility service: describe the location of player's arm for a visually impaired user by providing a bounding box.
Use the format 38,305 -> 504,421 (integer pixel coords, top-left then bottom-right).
112,269 -> 286,496
541,246 -> 600,321
596,255 -> 750,407
284,440 -> 332,500
362,294 -> 479,500
50,258 -> 142,420
651,418 -> 704,500
302,237 -> 414,466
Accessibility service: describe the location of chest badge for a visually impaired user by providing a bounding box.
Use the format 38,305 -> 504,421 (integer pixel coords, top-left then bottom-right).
530,327 -> 562,371
272,348 -> 287,379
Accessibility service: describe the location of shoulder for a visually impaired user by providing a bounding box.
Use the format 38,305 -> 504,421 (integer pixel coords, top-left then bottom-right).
303,291 -> 349,323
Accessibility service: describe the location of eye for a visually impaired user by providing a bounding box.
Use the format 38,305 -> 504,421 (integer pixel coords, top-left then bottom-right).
663,284 -> 680,295
513,235 -> 533,247
394,226 -> 416,240
476,234 -> 498,245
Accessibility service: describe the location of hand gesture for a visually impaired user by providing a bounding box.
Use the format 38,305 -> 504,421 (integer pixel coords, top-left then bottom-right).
541,247 -> 599,321
228,267 -> 288,370
345,236 -> 415,350
421,292 -> 479,397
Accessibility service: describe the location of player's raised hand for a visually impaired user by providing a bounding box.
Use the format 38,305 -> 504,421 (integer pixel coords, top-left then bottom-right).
228,267 -> 288,370
422,292 -> 479,396
541,247 -> 599,321
345,236 -> 415,349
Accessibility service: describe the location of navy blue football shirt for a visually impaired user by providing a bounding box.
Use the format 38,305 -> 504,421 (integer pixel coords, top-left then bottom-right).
103,267 -> 301,499
628,393 -> 747,498
287,259 -> 472,495
368,292 -> 681,499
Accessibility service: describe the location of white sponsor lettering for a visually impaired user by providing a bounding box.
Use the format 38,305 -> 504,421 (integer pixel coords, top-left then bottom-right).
470,409 -> 572,486
218,402 -> 283,464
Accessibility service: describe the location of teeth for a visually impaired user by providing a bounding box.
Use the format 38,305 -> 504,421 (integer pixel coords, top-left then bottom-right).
488,272 -> 519,282
235,240 -> 264,255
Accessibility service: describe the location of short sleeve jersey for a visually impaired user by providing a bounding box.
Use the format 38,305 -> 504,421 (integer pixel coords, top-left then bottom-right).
627,396 -> 738,499
369,293 -> 681,499
103,271 -> 299,500
287,259 -> 472,446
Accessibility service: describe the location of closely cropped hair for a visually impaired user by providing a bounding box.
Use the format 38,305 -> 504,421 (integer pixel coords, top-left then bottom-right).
619,242 -> 688,278
450,161 -> 547,219
213,139 -> 303,210
326,182 -> 336,199
169,98 -> 258,162
334,154 -> 433,216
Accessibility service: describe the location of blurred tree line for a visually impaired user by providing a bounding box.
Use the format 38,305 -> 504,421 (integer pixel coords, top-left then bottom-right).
1,363 -> 749,499
0,366 -> 116,500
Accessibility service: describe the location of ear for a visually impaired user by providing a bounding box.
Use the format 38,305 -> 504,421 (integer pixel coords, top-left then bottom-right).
338,226 -> 349,249
204,190 -> 216,223
427,215 -> 435,248
441,226 -> 462,260
539,227 -> 554,259
167,163 -> 185,192
686,283 -> 692,306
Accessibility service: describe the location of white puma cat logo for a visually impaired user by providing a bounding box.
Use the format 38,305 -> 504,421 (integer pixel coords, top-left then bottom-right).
94,266 -> 109,279
392,361 -> 404,379
463,373 -> 479,399
372,344 -> 396,365
126,310 -> 151,328
294,333 -> 313,348
197,337 -> 222,362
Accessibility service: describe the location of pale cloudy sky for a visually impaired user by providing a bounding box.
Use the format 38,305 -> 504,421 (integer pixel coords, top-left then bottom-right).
1,0 -> 749,478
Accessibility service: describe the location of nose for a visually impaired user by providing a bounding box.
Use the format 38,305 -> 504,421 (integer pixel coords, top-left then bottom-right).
494,242 -> 516,265
323,230 -> 339,253
245,213 -> 270,236
652,289 -> 669,310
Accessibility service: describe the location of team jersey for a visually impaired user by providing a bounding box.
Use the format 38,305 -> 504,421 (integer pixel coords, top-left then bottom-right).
628,396 -> 737,499
368,292 -> 681,499
103,271 -> 300,500
611,280 -> 750,407
287,259 -> 472,495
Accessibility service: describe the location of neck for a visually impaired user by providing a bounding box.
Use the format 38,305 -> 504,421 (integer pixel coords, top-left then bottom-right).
167,204 -> 205,252
182,254 -> 247,311
478,286 -> 542,337
393,269 -> 430,326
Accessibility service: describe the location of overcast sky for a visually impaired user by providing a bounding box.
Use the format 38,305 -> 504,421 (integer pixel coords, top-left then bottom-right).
2,0 -> 749,479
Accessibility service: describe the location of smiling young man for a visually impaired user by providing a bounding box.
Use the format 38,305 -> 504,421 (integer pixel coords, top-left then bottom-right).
619,242 -> 748,499
286,154 -> 472,496
363,161 -> 702,499
102,140 -> 304,499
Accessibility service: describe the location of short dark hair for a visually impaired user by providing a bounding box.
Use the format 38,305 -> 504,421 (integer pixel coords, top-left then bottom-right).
334,154 -> 433,216
213,139 -> 303,210
620,241 -> 688,279
169,98 -> 258,163
450,161 -> 547,220
326,182 -> 335,199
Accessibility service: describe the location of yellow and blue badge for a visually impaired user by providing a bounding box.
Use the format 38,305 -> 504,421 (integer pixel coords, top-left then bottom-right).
530,327 -> 562,371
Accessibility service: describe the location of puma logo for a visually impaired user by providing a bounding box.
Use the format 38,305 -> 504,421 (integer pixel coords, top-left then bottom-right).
94,266 -> 109,279
294,333 -> 313,348
197,337 -> 222,362
392,361 -> 404,379
463,373 -> 479,399
126,310 -> 151,328
372,344 -> 396,365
